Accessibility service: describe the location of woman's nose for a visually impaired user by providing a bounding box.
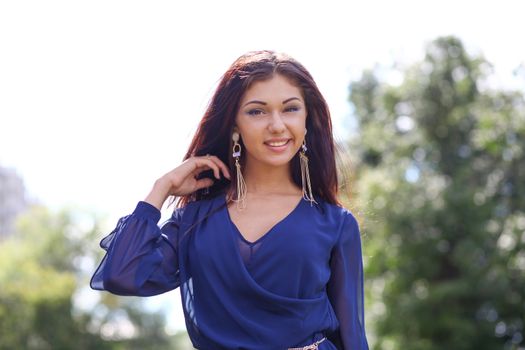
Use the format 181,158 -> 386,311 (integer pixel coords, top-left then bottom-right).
268,111 -> 286,133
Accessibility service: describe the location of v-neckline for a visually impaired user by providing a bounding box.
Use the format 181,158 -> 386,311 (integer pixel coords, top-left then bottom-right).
223,192 -> 305,245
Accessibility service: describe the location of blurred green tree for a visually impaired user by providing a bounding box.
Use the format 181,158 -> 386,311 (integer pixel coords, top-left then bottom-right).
348,36 -> 525,349
0,203 -> 187,349
0,205 -> 111,349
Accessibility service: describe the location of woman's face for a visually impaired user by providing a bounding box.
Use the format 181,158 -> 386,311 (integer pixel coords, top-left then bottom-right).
235,74 -> 307,170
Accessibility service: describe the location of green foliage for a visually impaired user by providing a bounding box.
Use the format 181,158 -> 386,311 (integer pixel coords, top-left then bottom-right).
0,205 -> 110,349
349,36 -> 525,349
0,205 -> 187,349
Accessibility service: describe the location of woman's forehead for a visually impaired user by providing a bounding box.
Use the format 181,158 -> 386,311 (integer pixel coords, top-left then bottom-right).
241,75 -> 304,103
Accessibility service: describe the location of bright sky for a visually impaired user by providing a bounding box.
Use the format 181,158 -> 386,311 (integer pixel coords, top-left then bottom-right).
1,0 -> 524,333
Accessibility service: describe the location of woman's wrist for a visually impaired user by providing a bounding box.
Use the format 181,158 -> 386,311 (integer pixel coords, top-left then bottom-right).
144,178 -> 171,210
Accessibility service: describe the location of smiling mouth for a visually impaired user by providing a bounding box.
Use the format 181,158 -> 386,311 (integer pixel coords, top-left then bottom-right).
264,139 -> 291,147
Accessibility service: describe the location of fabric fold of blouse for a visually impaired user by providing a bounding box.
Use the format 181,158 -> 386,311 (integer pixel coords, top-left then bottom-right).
90,193 -> 369,350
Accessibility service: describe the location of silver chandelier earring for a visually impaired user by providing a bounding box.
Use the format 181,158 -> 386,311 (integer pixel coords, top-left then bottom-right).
232,130 -> 247,210
299,129 -> 317,206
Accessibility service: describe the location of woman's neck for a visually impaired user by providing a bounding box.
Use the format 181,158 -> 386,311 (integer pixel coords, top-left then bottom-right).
241,162 -> 300,195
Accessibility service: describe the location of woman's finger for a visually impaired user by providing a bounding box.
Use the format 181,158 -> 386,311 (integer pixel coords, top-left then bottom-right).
195,177 -> 214,191
201,155 -> 231,179
194,156 -> 222,179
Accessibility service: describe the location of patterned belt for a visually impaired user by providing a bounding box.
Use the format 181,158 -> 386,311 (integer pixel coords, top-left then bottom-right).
288,336 -> 326,350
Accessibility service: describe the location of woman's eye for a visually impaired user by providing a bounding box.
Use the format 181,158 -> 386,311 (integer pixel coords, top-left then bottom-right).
247,109 -> 264,116
285,106 -> 300,113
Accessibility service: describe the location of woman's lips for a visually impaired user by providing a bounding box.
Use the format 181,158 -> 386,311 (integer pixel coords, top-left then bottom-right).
264,139 -> 291,152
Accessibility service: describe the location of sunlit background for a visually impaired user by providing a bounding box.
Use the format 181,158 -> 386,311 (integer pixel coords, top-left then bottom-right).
1,1 -> 524,349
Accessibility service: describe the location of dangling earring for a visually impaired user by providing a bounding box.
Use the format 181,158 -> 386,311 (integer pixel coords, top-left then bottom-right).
232,131 -> 247,210
299,129 -> 317,206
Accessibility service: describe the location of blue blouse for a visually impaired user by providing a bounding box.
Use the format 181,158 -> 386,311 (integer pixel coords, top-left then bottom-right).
90,191 -> 369,350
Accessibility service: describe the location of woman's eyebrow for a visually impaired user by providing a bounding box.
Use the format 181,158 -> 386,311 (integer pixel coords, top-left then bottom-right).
243,100 -> 266,107
242,97 -> 302,108
283,97 -> 302,104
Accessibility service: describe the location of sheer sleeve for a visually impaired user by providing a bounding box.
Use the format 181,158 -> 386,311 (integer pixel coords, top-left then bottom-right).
90,201 -> 184,296
326,212 -> 369,350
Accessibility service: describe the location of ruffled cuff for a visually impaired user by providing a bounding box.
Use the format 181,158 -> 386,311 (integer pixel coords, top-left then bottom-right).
133,201 -> 161,223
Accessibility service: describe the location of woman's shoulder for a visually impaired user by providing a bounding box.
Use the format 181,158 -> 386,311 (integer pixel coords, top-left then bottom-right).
171,191 -> 225,220
314,199 -> 363,248
316,197 -> 357,222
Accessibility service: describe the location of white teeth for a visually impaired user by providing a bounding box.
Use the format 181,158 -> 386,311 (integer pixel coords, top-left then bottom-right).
266,140 -> 288,147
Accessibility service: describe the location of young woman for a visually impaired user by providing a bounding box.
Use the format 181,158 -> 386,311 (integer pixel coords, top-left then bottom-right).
91,50 -> 369,350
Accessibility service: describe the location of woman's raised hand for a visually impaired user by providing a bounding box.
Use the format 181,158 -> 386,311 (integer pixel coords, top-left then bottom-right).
144,155 -> 231,210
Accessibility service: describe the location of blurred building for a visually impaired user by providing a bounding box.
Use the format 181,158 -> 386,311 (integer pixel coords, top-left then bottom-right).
0,165 -> 27,239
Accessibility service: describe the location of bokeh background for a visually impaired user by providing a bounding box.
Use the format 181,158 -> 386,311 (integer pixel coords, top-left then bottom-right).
1,1 -> 524,349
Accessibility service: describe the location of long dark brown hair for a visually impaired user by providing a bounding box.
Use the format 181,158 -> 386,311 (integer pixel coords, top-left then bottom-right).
172,50 -> 344,209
